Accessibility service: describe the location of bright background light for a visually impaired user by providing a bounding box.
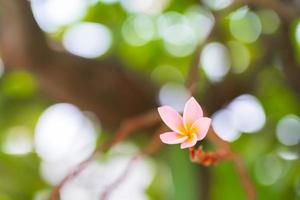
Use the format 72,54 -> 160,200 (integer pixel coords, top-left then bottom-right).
151,65 -> 184,84
185,6 -> 215,44
276,115 -> 300,146
157,7 -> 214,57
58,143 -> 155,200
254,155 -> 283,186
277,149 -> 298,161
212,94 -> 265,142
122,14 -> 156,46
159,83 -> 190,112
295,22 -> 300,46
2,126 -> 33,155
158,11 -> 197,57
228,94 -> 266,133
35,103 -> 97,163
228,41 -> 251,73
35,103 -> 98,186
0,58 -> 5,78
200,42 -> 231,82
31,0 -> 87,32
202,0 -> 233,10
63,22 -> 112,58
212,109 -> 241,142
257,9 -> 280,35
229,7 -> 262,43
120,0 -> 170,15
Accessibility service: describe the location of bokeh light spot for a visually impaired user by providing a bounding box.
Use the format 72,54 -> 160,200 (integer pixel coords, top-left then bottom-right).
35,103 -> 97,162
151,65 -> 184,84
120,0 -> 169,15
200,42 -> 230,82
212,109 -> 241,142
61,185 -> 91,200
228,94 -> 266,133
63,22 -> 112,58
185,6 -> 215,44
257,9 -> 280,34
158,11 -> 200,57
277,149 -> 298,161
2,127 -> 33,155
57,143 -> 155,199
33,190 -> 51,200
229,7 -> 262,43
228,41 -> 251,73
40,160 -> 76,185
31,0 -> 87,32
159,83 -> 190,112
122,14 -> 156,46
202,0 -> 233,10
0,58 -> 5,78
295,22 -> 300,46
276,115 -> 300,146
254,155 -> 283,185
95,0 -> 119,4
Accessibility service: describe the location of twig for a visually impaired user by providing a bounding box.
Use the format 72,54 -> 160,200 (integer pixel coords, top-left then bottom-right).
96,109 -> 160,153
183,16 -> 256,198
99,126 -> 165,200
207,129 -> 255,200
230,153 -> 256,200
49,110 -> 160,200
189,129 -> 255,200
100,155 -> 140,200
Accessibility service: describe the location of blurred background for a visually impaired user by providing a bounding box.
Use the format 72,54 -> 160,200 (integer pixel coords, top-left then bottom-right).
0,0 -> 299,199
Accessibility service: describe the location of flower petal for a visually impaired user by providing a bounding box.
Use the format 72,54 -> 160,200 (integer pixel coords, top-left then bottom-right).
191,117 -> 211,140
158,106 -> 185,133
160,132 -> 188,144
183,97 -> 203,129
180,134 -> 197,149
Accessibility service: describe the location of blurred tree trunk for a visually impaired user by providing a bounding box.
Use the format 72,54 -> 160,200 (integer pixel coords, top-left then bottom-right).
0,0 -> 157,129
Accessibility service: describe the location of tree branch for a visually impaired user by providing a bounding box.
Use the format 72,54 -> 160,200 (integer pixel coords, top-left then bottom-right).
49,110 -> 160,200
99,126 -> 165,200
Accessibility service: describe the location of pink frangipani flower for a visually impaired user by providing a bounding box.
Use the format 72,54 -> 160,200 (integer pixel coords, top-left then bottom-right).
158,97 -> 211,149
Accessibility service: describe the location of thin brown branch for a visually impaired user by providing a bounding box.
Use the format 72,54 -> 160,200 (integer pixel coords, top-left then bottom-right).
97,28 -> 218,197
49,110 -> 160,200
97,109 -> 160,152
189,129 -> 255,200
100,155 -> 140,200
184,11 -> 256,200
99,126 -> 165,200
207,129 -> 256,200
230,153 -> 256,200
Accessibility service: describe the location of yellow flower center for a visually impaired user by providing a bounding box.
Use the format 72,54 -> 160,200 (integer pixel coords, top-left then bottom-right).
183,126 -> 197,139
178,123 -> 198,139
